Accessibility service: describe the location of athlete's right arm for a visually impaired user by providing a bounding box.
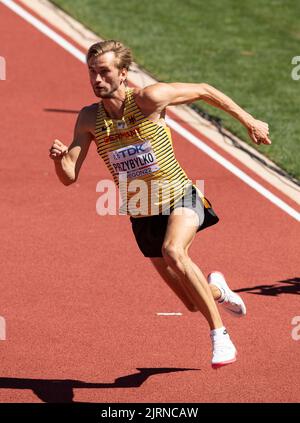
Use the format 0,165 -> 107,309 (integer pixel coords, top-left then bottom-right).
49,107 -> 94,185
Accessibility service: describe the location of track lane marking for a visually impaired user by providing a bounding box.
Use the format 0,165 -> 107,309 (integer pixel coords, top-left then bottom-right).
1,0 -> 299,222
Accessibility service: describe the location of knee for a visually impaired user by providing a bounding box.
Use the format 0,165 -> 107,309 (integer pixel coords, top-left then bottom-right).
161,242 -> 188,271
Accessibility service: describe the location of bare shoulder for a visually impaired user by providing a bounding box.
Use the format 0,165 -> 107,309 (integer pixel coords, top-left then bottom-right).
135,83 -> 170,104
78,103 -> 98,126
134,83 -> 171,116
75,103 -> 99,139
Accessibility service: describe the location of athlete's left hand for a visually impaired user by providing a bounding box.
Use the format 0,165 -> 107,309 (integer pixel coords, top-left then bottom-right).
247,119 -> 272,145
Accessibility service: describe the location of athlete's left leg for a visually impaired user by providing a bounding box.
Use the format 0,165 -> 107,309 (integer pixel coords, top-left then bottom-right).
161,207 -> 238,368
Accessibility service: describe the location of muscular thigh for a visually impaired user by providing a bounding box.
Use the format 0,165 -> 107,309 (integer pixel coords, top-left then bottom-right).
163,207 -> 199,252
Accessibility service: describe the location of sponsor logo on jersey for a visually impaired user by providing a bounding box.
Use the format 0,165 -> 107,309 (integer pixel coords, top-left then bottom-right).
116,120 -> 127,129
108,140 -> 160,179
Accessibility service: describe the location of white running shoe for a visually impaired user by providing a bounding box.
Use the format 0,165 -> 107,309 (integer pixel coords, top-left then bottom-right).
208,271 -> 246,317
211,328 -> 237,369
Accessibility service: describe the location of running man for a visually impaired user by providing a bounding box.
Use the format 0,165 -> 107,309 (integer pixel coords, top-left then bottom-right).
49,40 -> 271,368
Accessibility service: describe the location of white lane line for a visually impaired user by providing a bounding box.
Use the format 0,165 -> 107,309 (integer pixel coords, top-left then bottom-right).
1,0 -> 86,63
167,118 -> 300,222
2,0 -> 300,222
156,313 -> 183,316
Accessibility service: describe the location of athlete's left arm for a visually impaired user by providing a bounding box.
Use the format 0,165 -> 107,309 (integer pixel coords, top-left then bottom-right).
142,82 -> 271,145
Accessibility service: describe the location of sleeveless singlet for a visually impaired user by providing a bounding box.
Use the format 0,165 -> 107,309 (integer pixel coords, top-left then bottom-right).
94,87 -> 194,217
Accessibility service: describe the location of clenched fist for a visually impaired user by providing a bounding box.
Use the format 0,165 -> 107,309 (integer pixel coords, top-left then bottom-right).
49,139 -> 68,160
247,119 -> 272,145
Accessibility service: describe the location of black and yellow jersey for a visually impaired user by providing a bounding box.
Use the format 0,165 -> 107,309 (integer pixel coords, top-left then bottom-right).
95,87 -> 193,216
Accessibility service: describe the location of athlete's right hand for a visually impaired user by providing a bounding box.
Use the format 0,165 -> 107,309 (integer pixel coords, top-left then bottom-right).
49,139 -> 68,160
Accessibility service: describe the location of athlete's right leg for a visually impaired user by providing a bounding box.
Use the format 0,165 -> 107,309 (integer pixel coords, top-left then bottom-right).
150,257 -> 224,313
150,257 -> 198,312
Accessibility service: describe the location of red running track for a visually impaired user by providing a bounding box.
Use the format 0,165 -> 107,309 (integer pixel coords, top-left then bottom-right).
0,1 -> 299,403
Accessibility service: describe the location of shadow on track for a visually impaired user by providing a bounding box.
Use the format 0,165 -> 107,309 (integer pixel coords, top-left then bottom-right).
44,108 -> 79,114
0,367 -> 199,403
234,277 -> 300,296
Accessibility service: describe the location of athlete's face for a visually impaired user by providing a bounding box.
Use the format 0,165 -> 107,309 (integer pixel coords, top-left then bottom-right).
88,52 -> 127,98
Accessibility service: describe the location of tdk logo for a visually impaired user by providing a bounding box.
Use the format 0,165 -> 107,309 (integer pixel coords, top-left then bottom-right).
112,143 -> 146,160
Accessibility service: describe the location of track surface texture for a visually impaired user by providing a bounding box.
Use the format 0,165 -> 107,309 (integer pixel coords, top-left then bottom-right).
0,1 -> 299,403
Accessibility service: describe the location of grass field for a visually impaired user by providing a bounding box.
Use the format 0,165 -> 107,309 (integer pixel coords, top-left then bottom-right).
51,0 -> 300,181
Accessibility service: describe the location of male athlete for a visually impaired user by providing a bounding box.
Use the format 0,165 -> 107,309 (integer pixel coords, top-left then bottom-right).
49,40 -> 271,368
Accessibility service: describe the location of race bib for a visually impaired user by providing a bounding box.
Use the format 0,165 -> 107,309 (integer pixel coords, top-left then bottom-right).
108,140 -> 160,179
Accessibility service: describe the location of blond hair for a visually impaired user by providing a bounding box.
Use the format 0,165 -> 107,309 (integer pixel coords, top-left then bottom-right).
86,40 -> 133,70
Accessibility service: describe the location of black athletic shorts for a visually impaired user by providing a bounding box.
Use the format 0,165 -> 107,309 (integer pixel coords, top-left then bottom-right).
129,184 -> 219,257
